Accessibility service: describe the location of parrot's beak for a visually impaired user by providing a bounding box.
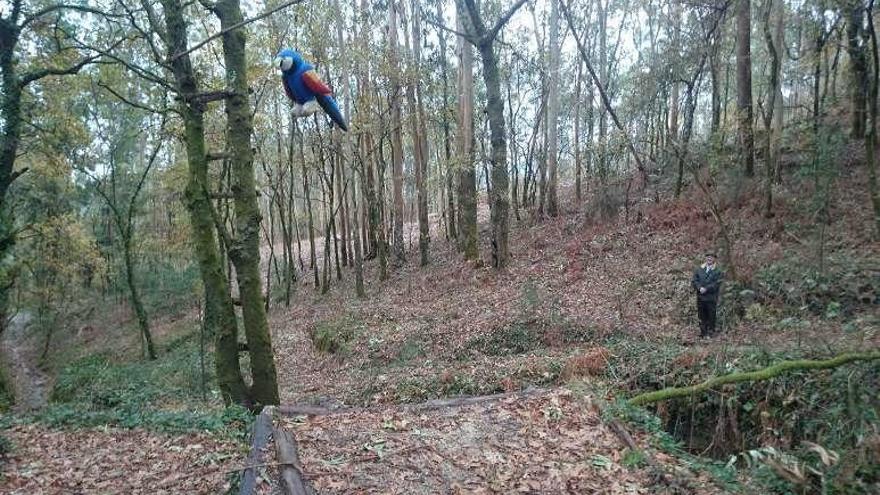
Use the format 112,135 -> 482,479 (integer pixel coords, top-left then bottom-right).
273,56 -> 283,70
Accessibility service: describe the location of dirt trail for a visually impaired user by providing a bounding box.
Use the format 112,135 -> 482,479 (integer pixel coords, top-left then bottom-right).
1,312 -> 50,412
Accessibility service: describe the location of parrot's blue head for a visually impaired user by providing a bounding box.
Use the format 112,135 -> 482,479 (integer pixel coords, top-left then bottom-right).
274,48 -> 303,72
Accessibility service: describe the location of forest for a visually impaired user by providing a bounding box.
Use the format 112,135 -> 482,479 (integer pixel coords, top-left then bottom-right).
0,0 -> 878,492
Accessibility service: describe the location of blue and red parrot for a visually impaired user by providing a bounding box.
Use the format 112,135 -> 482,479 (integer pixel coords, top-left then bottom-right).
274,48 -> 348,132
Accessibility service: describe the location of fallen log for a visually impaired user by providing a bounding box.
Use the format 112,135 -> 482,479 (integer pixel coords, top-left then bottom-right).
239,407 -> 274,495
273,425 -> 312,495
629,351 -> 880,406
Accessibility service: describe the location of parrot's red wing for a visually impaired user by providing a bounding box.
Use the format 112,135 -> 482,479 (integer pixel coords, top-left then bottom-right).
302,70 -> 333,96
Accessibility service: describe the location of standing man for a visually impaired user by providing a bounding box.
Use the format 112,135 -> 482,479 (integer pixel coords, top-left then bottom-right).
692,253 -> 723,338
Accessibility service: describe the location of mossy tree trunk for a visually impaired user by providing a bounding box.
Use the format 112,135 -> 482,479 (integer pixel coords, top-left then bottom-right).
159,0 -> 249,406
847,0 -> 868,140
458,0 -> 528,268
214,0 -> 280,408
865,0 -> 880,236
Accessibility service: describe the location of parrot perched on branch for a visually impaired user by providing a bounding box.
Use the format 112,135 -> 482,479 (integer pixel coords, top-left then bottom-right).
274,48 -> 348,132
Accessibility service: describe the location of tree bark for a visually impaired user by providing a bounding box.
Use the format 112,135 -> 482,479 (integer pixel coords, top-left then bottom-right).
736,0 -> 755,177
545,0 -> 561,217
456,3 -> 478,261
214,0 -> 279,407
159,0 -> 248,406
388,0 -> 406,266
847,0 -> 868,139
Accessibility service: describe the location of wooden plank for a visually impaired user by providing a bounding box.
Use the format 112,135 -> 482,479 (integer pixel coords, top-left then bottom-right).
276,387 -> 549,418
273,425 -> 313,495
239,407 -> 274,495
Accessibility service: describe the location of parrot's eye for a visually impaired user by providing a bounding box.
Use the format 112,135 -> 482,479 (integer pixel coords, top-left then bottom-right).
277,56 -> 294,71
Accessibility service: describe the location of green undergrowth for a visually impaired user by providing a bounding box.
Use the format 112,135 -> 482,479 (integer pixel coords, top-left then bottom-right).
3,330 -> 251,440
607,340 -> 880,494
310,314 -> 364,356
752,253 -> 878,319
0,365 -> 13,413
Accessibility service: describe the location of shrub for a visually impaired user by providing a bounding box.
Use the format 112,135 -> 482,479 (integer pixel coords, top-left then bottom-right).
0,365 -> 13,413
560,347 -> 611,381
310,315 -> 363,355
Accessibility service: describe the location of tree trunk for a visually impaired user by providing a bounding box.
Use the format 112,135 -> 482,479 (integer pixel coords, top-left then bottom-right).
847,0 -> 868,139
413,0 -> 430,266
456,3 -> 478,261
300,128 -> 319,288
122,232 -> 156,360
737,0 -> 755,177
215,0 -> 279,408
865,0 -> 880,235
545,0 -> 561,217
405,0 -> 430,266
598,0 -> 608,181
762,0 -> 781,217
574,60 -> 583,201
388,0 -> 406,266
478,40 -> 510,268
159,0 -> 248,406
437,0 -> 456,240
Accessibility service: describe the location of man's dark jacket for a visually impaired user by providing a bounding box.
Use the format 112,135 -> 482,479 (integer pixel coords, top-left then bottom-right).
692,265 -> 723,302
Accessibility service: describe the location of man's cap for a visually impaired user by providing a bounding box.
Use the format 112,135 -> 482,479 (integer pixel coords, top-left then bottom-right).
705,252 -> 716,258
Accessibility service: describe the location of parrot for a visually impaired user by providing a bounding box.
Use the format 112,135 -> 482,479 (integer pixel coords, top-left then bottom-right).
274,48 -> 348,132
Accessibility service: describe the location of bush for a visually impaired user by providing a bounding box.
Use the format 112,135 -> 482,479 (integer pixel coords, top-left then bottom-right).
0,365 -> 13,413
40,329 -> 248,437
754,254 -> 878,317
310,315 -> 363,355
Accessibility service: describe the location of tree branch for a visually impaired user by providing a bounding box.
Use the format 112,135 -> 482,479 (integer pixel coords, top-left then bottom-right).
170,0 -> 308,61
20,3 -> 121,29
629,351 -> 880,406
19,52 -> 101,87
485,0 -> 529,44
424,14 -> 478,45
559,0 -> 647,182
97,80 -> 167,115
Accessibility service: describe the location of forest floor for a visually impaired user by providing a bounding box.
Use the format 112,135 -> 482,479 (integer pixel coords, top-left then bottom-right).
262,160 -> 878,492
1,152 -> 878,493
272,170 -> 878,407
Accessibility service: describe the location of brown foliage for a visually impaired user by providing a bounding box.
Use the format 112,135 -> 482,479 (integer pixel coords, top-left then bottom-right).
560,346 -> 611,381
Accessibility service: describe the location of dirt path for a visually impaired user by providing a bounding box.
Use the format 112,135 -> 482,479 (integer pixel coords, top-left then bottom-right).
1,312 -> 50,412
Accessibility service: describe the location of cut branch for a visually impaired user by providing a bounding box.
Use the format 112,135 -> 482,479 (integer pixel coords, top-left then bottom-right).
629,351 -> 880,406
180,89 -> 238,104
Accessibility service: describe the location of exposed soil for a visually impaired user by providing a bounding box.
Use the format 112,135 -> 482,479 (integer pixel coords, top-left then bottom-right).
0,313 -> 50,413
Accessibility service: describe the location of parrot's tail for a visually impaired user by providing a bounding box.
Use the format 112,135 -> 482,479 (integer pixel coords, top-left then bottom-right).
316,95 -> 349,132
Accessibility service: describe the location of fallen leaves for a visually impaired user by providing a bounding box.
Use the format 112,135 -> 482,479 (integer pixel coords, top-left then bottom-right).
270,389 -> 723,494
0,423 -> 243,494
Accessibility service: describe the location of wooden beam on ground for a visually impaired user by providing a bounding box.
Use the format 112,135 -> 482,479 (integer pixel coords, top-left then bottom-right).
275,388 -> 549,418
273,425 -> 312,495
239,407 -> 273,495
